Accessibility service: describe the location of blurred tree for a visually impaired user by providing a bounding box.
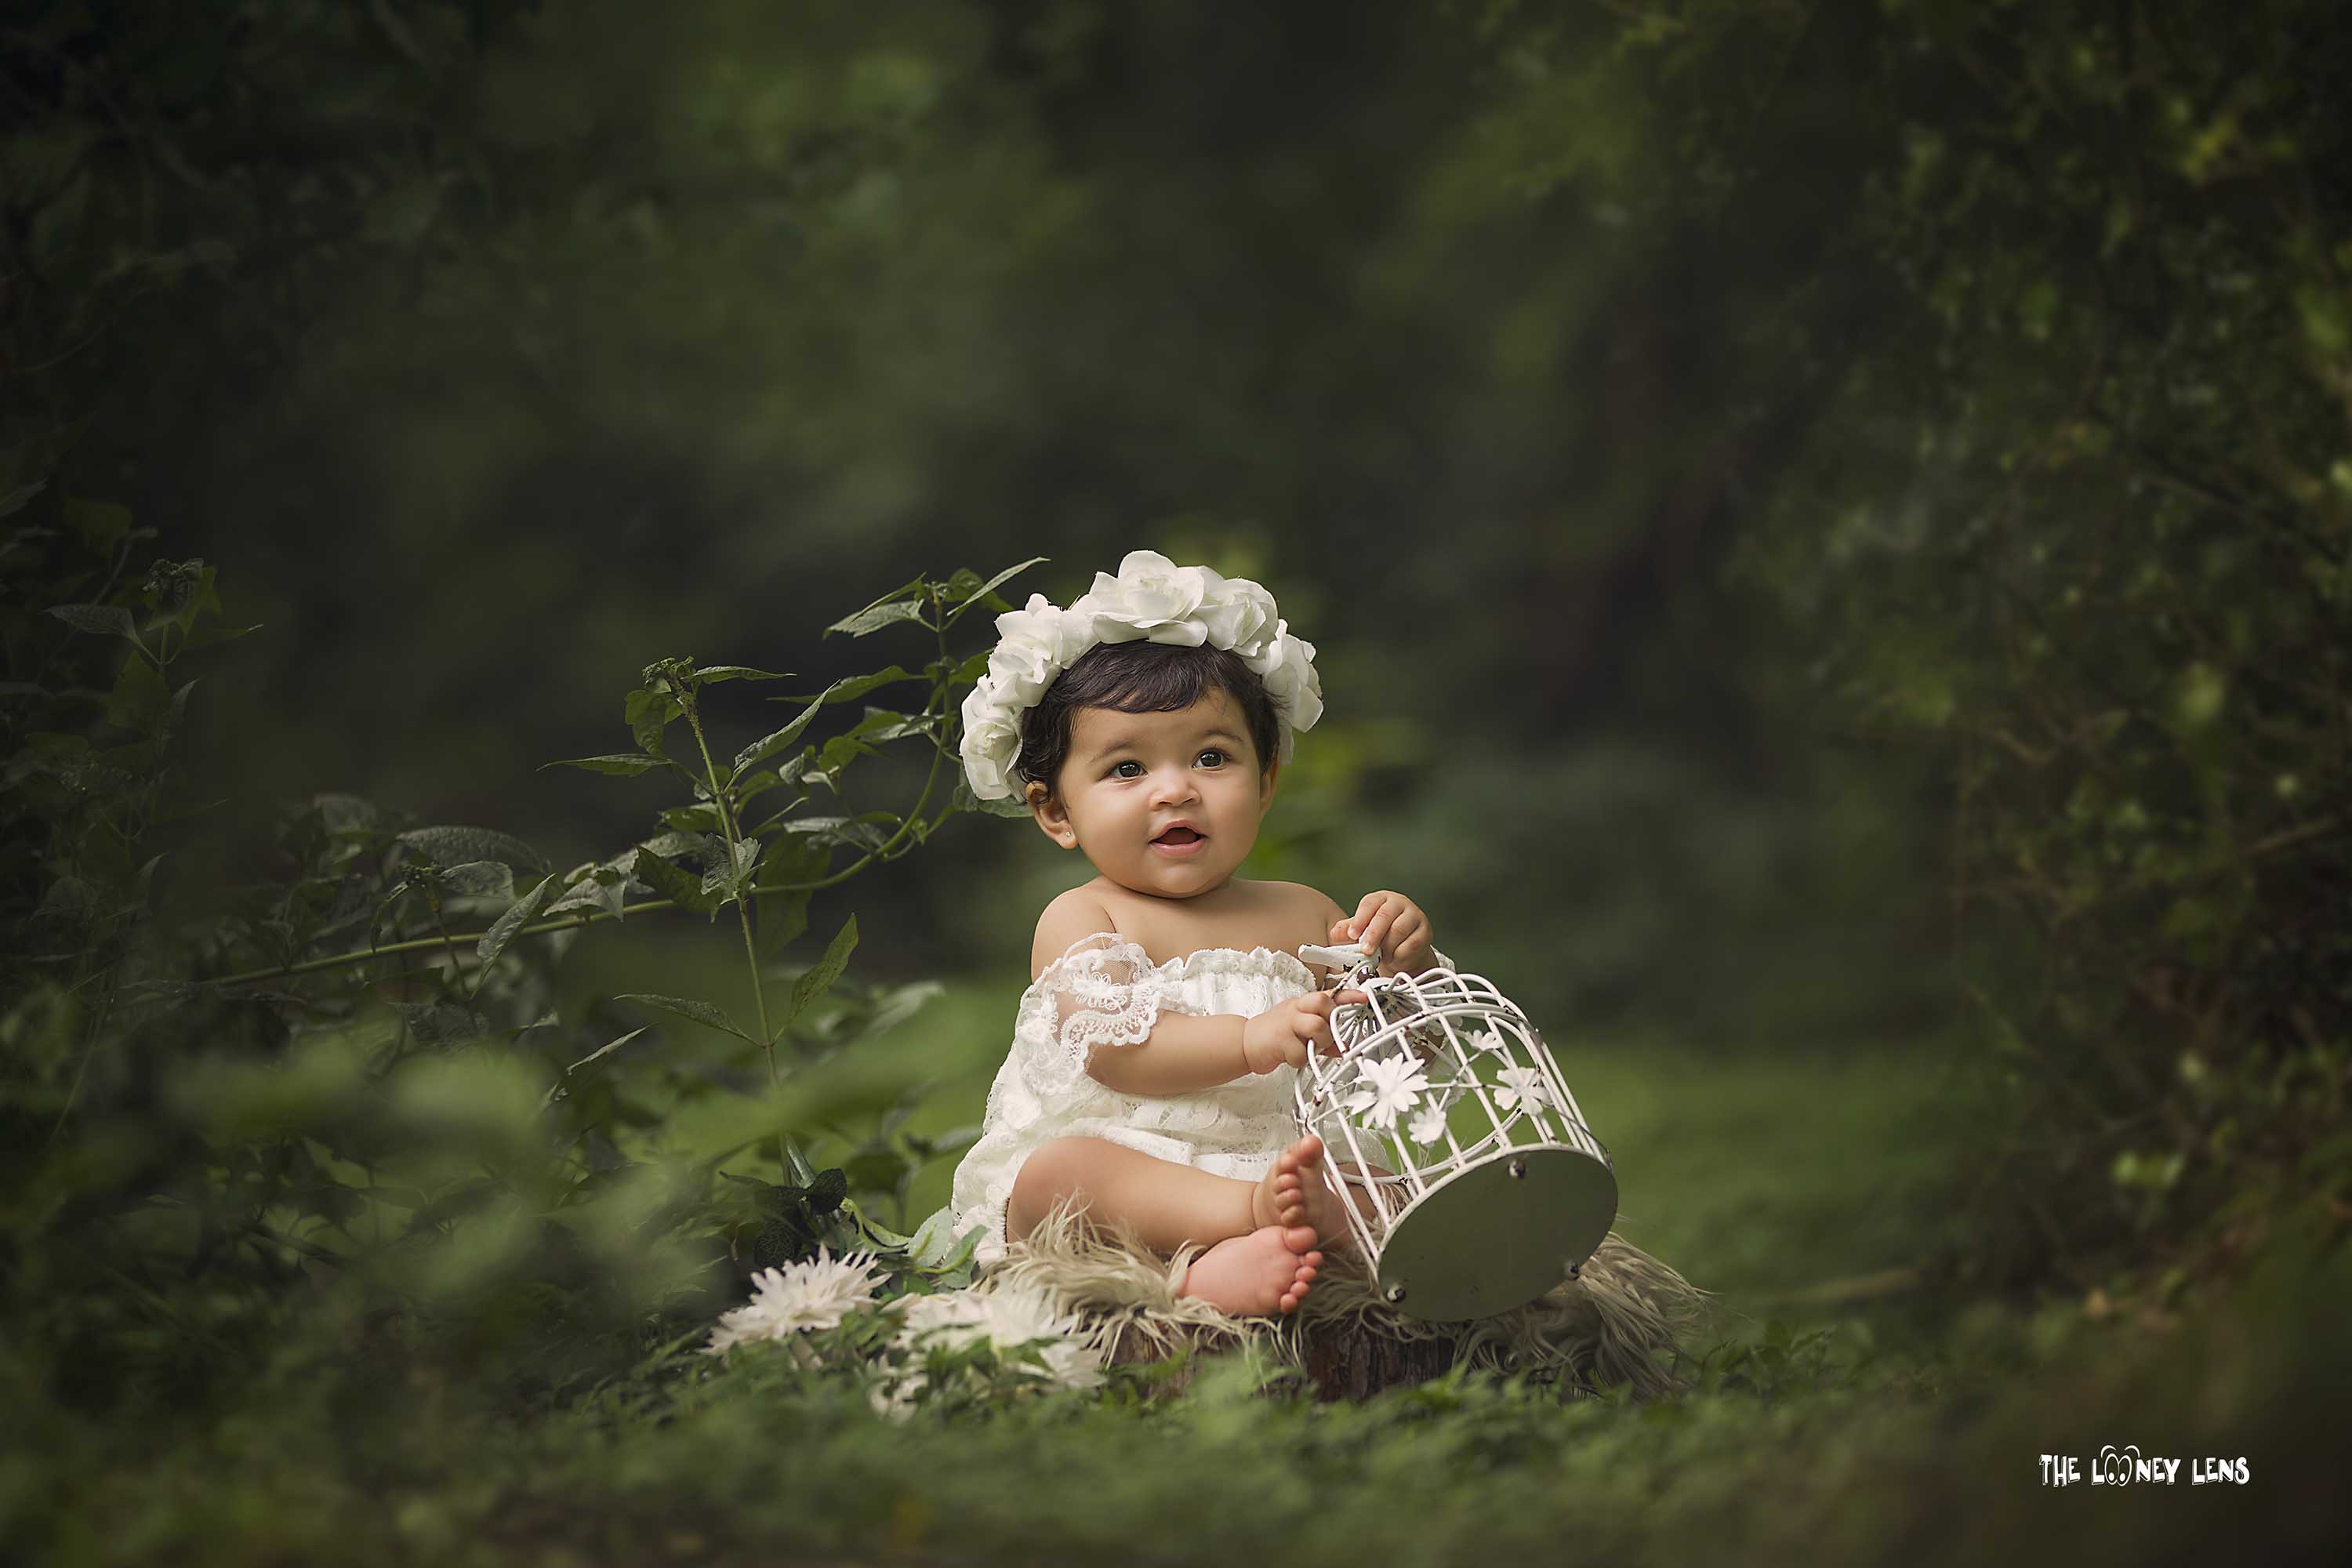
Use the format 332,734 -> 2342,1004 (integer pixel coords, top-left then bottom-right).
1460,0 -> 2352,1288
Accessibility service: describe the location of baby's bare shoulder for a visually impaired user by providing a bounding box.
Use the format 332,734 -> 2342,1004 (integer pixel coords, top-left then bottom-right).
1256,878 -> 1347,927
1031,884 -> 1117,980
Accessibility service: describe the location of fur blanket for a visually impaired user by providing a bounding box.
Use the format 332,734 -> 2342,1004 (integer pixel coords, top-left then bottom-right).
984,1196 -> 1715,1400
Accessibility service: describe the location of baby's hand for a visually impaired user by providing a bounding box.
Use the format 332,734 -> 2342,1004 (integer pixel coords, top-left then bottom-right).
1333,891 -> 1436,976
1243,989 -> 1370,1076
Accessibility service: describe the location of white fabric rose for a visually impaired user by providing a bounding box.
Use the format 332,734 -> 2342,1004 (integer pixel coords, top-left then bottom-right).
1192,575 -> 1279,662
956,551 -> 1323,800
1076,550 -> 1210,646
988,593 -> 1093,706
1247,623 -> 1323,753
959,677 -> 1023,800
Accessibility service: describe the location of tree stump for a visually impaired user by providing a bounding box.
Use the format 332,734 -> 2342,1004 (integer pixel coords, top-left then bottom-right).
1105,1312 -> 1462,1403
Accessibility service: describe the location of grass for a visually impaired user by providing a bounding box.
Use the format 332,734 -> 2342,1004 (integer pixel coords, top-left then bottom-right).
24,926 -> 2336,1565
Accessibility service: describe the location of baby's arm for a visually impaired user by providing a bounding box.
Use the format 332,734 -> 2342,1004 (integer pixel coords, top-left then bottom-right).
1032,891 -> 1358,1096
1033,891 -> 1243,1093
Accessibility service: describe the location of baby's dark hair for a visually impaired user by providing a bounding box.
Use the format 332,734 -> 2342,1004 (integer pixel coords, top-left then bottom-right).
1014,641 -> 1283,799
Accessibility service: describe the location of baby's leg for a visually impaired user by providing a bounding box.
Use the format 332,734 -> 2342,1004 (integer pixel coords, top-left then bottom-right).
1009,1137 -> 1323,1316
1009,1136 -> 1256,1253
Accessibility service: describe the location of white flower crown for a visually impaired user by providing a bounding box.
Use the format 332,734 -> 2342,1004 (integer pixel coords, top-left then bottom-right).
957,550 -> 1323,804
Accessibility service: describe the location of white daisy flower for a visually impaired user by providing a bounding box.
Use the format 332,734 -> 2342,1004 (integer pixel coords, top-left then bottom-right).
890,1288 -> 991,1346
1467,1025 -> 1510,1055
1494,1064 -> 1551,1113
1406,1102 -> 1450,1146
877,1282 -> 1103,1414
702,1244 -> 885,1358
976,1283 -> 1103,1390
1345,1054 -> 1430,1128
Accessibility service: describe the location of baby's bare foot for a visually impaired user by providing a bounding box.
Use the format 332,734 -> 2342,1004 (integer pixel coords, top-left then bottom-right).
1252,1133 -> 1353,1247
1177,1224 -> 1322,1316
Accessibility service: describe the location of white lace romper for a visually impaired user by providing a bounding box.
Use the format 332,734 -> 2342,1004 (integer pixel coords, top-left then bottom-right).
946,931 -> 1317,1269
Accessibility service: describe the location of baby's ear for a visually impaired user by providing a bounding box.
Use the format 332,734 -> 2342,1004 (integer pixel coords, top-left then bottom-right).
1025,781 -> 1076,847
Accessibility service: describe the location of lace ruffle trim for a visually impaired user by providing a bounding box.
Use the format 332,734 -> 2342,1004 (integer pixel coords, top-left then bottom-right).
1036,931 -> 1316,989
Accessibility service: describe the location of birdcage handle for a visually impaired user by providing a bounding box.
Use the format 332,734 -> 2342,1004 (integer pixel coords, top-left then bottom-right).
1298,940 -> 1459,982
1297,940 -> 1379,978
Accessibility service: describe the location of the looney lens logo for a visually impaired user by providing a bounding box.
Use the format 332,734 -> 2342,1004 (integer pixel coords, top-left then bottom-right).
2041,1449 -> 2249,1486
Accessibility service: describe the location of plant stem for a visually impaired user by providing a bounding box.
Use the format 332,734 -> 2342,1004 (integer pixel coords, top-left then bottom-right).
681,682 -> 794,1179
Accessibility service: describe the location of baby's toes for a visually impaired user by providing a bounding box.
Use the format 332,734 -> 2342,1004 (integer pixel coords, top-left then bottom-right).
1281,1256 -> 1320,1312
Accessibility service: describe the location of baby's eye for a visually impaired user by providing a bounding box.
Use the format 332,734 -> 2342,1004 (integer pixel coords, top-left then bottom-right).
1196,749 -> 1227,768
1112,760 -> 1144,779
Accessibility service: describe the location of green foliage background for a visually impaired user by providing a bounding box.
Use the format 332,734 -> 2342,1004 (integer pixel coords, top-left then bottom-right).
4,0 -> 2347,1560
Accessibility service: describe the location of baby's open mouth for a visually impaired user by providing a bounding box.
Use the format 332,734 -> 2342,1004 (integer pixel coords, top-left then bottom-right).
1152,827 -> 1204,844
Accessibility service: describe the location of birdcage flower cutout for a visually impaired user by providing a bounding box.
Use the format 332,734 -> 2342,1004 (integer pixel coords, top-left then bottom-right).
1342,1053 -> 1430,1128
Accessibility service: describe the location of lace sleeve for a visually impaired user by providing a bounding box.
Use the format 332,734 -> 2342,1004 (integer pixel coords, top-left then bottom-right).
1018,932 -> 1200,1098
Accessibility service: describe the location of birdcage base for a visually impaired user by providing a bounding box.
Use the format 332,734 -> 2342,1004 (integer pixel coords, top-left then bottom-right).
1369,1143 -> 1619,1323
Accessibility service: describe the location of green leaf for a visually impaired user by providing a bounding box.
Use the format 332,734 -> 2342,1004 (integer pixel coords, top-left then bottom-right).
46,603 -> 139,641
544,861 -> 633,920
396,826 -> 549,873
180,618 -> 263,653
734,695 -> 826,779
626,687 -> 684,756
753,839 -> 826,962
814,732 -> 881,781
776,812 -> 896,851
658,803 -> 724,834
541,753 -> 668,776
538,1025 -> 652,1109
640,830 -> 725,868
942,556 -> 1048,625
735,771 -> 786,810
694,666 -> 791,684
826,597 -> 930,638
806,1167 -> 849,1215
698,843 -> 758,901
477,873 -> 557,968
953,775 -> 1034,819
824,575 -> 926,637
0,478 -> 45,518
906,1205 -> 960,1265
778,665 -> 924,706
843,707 -> 936,743
104,646 -> 169,730
615,993 -> 755,1043
434,860 -> 517,900
779,915 -> 858,1038
395,1002 -> 494,1048
630,839 -> 722,918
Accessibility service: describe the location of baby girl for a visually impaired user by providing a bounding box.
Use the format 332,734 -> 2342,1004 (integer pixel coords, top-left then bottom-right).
946,552 -> 1448,1317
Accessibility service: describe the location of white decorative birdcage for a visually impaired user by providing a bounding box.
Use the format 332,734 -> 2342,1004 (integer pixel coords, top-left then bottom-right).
1289,942 -> 1617,1322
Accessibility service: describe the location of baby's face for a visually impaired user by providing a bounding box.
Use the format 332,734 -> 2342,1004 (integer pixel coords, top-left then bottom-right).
1032,688 -> 1276,899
